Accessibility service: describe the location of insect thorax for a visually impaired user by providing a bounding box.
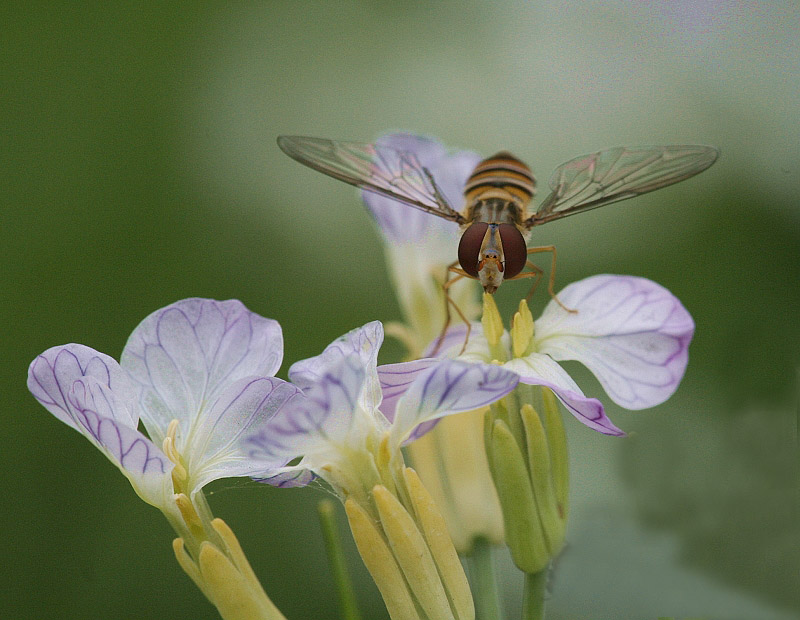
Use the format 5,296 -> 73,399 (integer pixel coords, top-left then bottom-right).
463,195 -> 530,240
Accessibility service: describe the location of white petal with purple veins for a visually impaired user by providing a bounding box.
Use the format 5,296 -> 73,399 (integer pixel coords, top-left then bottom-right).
248,354 -> 367,466
290,321 -> 383,412
67,377 -> 174,506
505,354 -> 624,436
252,467 -> 316,489
28,344 -> 139,430
534,275 -> 694,410
186,377 -> 306,493
121,298 -> 283,443
377,358 -> 438,423
390,360 -> 519,447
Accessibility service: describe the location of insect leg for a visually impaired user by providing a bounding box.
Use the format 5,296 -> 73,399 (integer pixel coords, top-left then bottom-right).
506,262 -> 544,301
521,246 -> 577,313
432,262 -> 474,356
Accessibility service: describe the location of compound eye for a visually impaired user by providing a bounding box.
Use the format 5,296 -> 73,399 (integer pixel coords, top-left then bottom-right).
498,224 -> 526,278
458,222 -> 489,278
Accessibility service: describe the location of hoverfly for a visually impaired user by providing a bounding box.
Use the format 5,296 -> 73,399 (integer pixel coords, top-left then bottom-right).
278,135 -> 718,347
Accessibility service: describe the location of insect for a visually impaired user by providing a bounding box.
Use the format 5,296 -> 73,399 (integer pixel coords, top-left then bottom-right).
277,135 -> 718,347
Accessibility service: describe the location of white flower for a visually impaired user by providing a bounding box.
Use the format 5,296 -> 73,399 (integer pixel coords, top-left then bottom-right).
28,298 -> 293,508
245,321 -> 518,492
424,275 -> 695,435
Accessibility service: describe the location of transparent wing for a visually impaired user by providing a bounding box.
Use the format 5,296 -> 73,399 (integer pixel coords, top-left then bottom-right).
277,136 -> 465,223
526,145 -> 719,228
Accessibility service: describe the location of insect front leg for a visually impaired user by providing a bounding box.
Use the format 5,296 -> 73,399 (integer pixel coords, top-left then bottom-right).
508,246 -> 577,313
432,262 -> 474,356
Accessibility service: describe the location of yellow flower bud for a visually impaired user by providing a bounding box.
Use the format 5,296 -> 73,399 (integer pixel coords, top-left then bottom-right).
344,497 -> 421,620
373,485 -> 456,620
520,405 -> 565,556
486,419 -> 549,573
403,467 -> 475,620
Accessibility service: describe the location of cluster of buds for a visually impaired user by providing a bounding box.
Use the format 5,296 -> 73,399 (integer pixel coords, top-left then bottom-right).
482,297 -> 568,573
344,458 -> 474,620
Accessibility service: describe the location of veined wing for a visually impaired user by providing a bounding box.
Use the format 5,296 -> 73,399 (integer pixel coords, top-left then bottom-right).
526,145 -> 719,228
277,136 -> 465,223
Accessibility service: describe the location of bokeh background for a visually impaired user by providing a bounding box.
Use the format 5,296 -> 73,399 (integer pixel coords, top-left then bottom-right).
3,2 -> 798,619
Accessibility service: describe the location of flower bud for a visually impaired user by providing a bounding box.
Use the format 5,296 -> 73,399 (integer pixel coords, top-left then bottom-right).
345,498 -> 421,620
373,485 -> 456,620
486,418 -> 549,573
173,518 -> 286,620
485,387 -> 570,574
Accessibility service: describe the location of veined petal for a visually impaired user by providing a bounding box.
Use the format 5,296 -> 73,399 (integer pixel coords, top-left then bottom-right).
247,354 -> 367,467
377,358 -> 438,423
505,354 -> 624,436
252,467 -> 316,488
186,377 -> 305,494
422,323 -> 500,365
67,377 -> 174,507
390,360 -> 519,447
289,321 -> 383,413
364,133 -> 481,254
121,298 -> 283,444
534,275 -> 694,410
28,344 -> 139,430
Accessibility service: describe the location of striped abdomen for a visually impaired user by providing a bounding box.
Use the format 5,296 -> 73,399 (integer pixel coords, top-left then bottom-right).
463,151 -> 536,207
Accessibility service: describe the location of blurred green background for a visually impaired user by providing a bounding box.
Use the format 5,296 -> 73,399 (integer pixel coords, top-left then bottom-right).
3,2 -> 798,619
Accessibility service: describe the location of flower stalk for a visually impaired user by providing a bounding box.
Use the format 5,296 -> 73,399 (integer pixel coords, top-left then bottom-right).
318,499 -> 363,620
467,538 -> 504,620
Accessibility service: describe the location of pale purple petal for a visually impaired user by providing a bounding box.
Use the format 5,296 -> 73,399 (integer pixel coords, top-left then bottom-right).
364,133 -> 480,253
377,358 -> 438,423
247,354 -> 366,464
67,377 -> 174,506
187,377 -> 305,492
289,322 -> 383,412
505,354 -> 624,436
28,344 -> 138,430
252,467 -> 316,488
390,360 -> 519,447
534,275 -> 694,410
120,298 -> 283,442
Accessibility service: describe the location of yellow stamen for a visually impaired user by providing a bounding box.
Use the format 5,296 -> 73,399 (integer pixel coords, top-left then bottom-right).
511,299 -> 535,358
175,493 -> 205,539
173,538 -> 212,601
481,293 -> 504,348
163,419 -> 188,488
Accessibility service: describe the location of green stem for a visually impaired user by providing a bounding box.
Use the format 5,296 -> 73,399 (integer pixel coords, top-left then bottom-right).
522,568 -> 548,620
467,537 -> 503,620
317,500 -> 362,620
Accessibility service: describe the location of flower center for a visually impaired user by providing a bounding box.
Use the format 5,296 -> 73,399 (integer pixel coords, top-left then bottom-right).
162,419 -> 189,494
